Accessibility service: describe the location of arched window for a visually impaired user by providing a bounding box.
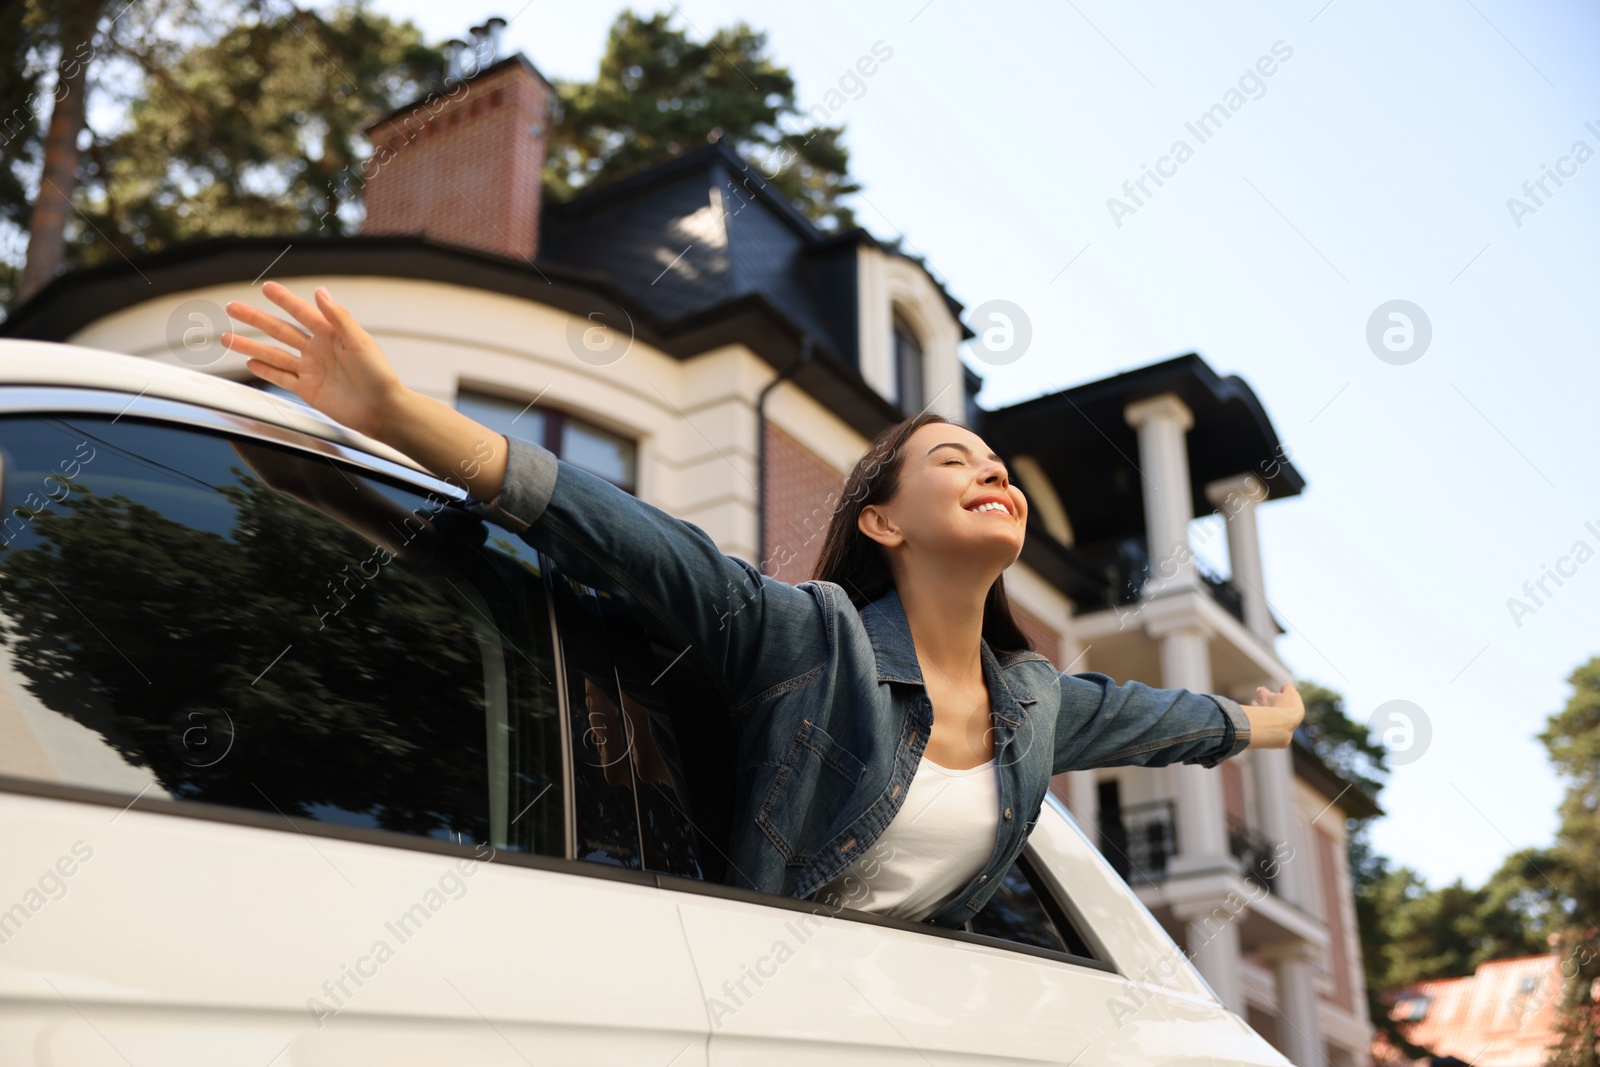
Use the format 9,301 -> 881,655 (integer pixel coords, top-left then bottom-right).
892,311 -> 924,415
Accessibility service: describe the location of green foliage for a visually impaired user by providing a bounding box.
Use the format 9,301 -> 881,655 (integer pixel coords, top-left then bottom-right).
1362,862 -> 1550,989
0,0 -> 445,311
1296,678 -> 1388,802
1538,657 -> 1600,1067
546,8 -> 859,230
0,0 -> 111,307
0,1 -> 49,231
74,0 -> 444,261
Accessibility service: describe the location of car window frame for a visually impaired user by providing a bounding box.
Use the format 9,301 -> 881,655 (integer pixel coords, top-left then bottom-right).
0,385 -> 1119,977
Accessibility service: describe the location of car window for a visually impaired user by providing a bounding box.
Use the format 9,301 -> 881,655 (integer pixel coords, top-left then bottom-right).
542,569 -> 730,880
968,851 -> 1099,961
0,413 -> 563,858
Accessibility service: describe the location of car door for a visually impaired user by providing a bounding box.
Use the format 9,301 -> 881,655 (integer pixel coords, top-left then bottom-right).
667,799 -> 1291,1065
0,393 -> 710,1064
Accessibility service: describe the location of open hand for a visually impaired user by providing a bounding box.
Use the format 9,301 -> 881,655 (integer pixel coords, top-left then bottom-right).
221,282 -> 405,440
1244,682 -> 1305,749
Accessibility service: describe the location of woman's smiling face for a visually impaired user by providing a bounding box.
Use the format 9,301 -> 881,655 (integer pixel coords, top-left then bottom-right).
860,422 -> 1027,569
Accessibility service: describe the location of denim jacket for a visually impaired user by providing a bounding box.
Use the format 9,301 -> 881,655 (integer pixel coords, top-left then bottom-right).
471,433 -> 1252,929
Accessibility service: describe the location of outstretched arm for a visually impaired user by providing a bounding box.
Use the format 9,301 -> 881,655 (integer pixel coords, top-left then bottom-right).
1052,675 -> 1303,775
222,282 -> 826,709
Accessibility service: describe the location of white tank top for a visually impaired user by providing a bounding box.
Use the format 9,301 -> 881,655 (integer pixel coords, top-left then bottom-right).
813,754 -> 1000,922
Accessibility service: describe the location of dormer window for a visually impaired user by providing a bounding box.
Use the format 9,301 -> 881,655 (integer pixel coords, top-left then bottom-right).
892,311 -> 924,414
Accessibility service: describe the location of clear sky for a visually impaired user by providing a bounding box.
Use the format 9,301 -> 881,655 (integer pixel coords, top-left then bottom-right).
340,0 -> 1598,890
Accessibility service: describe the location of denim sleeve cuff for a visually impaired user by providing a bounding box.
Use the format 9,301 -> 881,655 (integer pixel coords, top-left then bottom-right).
1196,693 -> 1252,768
465,433 -> 558,533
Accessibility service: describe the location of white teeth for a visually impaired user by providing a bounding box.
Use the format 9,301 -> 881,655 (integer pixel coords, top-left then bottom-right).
969,501 -> 1009,515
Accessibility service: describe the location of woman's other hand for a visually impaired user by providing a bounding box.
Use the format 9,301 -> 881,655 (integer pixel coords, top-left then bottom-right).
1243,682 -> 1305,749
222,282 -> 405,440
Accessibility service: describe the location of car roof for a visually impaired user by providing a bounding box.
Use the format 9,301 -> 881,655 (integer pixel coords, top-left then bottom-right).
0,339 -> 431,476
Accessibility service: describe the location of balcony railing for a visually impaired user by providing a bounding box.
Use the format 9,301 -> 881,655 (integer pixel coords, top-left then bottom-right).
1193,556 -> 1246,624
1100,802 -> 1280,894
1100,537 -> 1246,625
1227,814 -> 1280,894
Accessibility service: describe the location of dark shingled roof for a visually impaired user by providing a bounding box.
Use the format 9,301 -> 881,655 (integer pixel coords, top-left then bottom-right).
541,140 -> 974,370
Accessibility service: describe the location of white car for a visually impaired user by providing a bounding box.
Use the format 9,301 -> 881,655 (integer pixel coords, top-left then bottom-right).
0,340 -> 1292,1065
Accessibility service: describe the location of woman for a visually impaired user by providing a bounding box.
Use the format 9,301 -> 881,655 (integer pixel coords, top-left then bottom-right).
222,282 -> 1305,928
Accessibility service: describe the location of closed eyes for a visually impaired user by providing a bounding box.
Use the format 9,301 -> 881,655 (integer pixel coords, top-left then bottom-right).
942,457 -> 1009,479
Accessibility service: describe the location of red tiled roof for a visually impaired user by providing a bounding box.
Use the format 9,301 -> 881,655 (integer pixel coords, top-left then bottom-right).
1370,954 -> 1567,1067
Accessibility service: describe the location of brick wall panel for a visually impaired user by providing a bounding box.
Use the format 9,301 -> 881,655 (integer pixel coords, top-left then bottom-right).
763,422 -> 846,585
1315,824 -> 1356,1012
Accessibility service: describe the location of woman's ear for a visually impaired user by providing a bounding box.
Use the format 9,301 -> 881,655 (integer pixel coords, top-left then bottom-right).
857,503 -> 902,549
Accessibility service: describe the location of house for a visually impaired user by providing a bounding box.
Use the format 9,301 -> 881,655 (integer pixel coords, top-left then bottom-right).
1371,953 -> 1571,1066
0,29 -> 1377,1066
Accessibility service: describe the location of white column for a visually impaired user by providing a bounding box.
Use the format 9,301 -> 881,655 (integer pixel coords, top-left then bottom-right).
1264,942 -> 1324,1067
1124,394 -> 1198,598
1173,898 -> 1246,1016
1152,618 -> 1230,866
1253,746 -> 1306,906
1204,471 -> 1273,643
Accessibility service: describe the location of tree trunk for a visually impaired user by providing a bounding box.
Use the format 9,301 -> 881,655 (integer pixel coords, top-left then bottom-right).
18,41 -> 90,305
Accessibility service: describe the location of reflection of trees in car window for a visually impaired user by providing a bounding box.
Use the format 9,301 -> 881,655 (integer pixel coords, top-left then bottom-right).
0,415 -> 562,858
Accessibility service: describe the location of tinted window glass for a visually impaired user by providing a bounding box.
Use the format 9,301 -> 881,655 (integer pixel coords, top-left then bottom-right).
970,862 -> 1069,951
545,573 -> 727,879
547,574 -> 646,868
0,414 -> 563,858
969,853 -> 1098,960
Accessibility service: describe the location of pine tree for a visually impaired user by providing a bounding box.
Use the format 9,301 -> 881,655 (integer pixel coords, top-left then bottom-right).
545,8 -> 860,231
73,1 -> 444,257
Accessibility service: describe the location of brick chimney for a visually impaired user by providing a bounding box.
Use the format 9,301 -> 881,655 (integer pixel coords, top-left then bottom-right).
359,18 -> 553,262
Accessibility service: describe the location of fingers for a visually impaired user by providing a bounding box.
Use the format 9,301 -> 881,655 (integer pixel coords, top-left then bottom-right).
242,356 -> 297,392
225,299 -> 312,350
314,286 -> 379,351
262,280 -> 331,335
221,331 -> 300,370
313,286 -> 359,336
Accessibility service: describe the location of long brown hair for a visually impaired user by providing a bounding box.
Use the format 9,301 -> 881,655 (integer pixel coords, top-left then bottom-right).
809,412 -> 1033,656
